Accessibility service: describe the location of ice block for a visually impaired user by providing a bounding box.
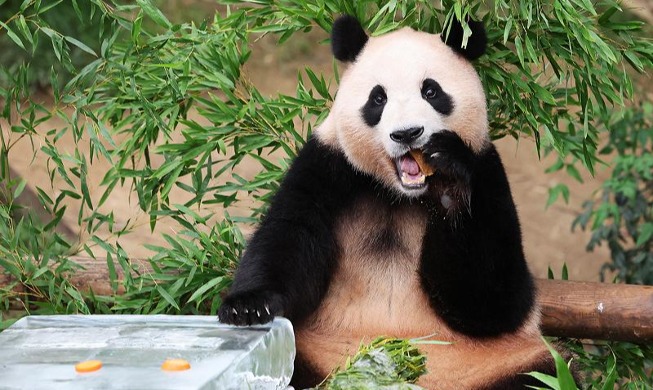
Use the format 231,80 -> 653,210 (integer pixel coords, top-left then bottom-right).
0,315 -> 295,389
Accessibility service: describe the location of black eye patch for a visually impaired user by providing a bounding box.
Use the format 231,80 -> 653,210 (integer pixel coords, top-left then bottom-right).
361,85 -> 387,127
421,78 -> 453,115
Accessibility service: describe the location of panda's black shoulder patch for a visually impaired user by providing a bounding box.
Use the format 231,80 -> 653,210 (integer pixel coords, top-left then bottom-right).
331,15 -> 368,62
441,16 -> 487,61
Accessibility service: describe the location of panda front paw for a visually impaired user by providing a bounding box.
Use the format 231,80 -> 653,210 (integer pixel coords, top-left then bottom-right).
423,130 -> 475,185
218,290 -> 284,326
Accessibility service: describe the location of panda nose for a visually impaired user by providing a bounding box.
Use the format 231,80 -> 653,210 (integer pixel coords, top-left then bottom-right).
390,127 -> 424,144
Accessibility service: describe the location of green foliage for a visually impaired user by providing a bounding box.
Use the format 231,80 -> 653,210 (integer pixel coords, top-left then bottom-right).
315,337 -> 428,390
480,1 -> 652,176
525,337 -> 653,390
574,101 -> 653,284
564,339 -> 653,389
108,217 -> 243,315
0,0 -> 106,89
527,339 -> 578,390
0,0 -> 652,388
548,263 -> 570,281
0,202 -> 90,320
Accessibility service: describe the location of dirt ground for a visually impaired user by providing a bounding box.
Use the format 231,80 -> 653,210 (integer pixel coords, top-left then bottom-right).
5,17 -> 619,283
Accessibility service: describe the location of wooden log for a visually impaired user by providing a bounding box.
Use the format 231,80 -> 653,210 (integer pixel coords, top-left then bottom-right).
537,279 -> 653,343
2,259 -> 653,342
0,256 -> 151,297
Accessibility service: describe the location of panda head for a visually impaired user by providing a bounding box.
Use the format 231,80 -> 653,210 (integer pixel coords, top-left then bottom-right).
316,15 -> 489,197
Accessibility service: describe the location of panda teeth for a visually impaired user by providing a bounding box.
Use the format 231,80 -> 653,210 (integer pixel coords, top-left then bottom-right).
400,171 -> 426,187
396,153 -> 427,188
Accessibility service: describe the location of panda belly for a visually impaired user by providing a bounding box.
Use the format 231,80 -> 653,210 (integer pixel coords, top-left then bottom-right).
293,195 -> 550,389
303,195 -> 439,335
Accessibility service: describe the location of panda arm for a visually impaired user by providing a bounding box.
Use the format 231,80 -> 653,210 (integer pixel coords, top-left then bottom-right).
218,137 -> 358,326
419,130 -> 535,337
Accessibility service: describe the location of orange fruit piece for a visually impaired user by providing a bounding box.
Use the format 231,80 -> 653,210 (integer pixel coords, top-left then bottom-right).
75,360 -> 102,373
161,358 -> 191,371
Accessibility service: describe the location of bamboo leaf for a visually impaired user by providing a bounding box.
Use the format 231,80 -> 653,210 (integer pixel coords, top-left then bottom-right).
136,0 -> 172,28
0,21 -> 26,50
13,179 -> 27,199
64,36 -> 96,56
156,285 -> 180,310
188,277 -> 224,303
526,371 -> 561,390
636,223 -> 653,247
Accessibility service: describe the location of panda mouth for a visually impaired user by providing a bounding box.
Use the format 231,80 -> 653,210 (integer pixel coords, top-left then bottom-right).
395,152 -> 427,189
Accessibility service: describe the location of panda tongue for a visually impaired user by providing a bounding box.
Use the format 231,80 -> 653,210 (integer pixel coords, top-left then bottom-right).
400,154 -> 420,175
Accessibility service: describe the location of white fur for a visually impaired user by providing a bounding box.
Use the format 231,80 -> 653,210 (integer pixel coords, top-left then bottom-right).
317,27 -> 489,196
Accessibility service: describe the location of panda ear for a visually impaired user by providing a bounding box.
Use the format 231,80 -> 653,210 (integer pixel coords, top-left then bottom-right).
331,15 -> 369,62
441,16 -> 487,61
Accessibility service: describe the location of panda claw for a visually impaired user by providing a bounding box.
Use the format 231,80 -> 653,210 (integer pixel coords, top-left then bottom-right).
256,310 -> 261,317
265,305 -> 271,315
231,308 -> 238,315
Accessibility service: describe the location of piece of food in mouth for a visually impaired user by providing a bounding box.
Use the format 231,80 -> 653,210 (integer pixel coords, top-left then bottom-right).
396,149 -> 435,188
409,150 -> 435,176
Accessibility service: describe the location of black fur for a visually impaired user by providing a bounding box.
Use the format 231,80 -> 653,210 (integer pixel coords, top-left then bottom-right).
219,133 -> 536,384
441,16 -> 487,61
421,78 -> 454,115
331,15 -> 368,62
419,130 -> 534,337
361,84 -> 386,127
218,137 -> 382,327
217,14 -> 558,388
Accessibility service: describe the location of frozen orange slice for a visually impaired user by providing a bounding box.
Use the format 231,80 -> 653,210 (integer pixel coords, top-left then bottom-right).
161,358 -> 191,371
75,360 -> 102,373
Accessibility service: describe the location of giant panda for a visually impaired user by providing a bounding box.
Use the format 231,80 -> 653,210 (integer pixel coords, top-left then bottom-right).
218,14 -> 561,389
